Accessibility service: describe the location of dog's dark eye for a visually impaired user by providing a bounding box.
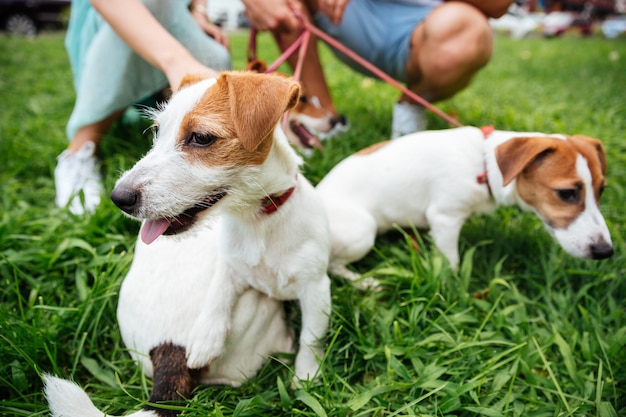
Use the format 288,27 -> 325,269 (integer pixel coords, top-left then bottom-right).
299,95 -> 308,103
187,132 -> 217,147
556,188 -> 580,203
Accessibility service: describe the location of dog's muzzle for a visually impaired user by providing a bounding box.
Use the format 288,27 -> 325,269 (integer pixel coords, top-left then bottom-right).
110,186 -> 228,244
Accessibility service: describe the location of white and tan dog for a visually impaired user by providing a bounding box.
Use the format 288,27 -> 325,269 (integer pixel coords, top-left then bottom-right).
317,126 -> 613,280
44,231 -> 293,417
44,71 -> 332,417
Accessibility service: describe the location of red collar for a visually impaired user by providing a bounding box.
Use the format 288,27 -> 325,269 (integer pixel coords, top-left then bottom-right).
476,171 -> 492,197
260,185 -> 296,214
477,125 -> 494,198
480,125 -> 495,137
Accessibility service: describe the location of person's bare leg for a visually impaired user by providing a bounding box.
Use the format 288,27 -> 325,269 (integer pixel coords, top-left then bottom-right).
67,109 -> 125,152
402,2 -> 494,104
391,2 -> 493,137
270,0 -> 337,114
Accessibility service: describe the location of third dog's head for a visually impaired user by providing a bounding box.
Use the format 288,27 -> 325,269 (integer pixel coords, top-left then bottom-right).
493,133 -> 613,260
110,71 -> 301,244
286,93 -> 346,150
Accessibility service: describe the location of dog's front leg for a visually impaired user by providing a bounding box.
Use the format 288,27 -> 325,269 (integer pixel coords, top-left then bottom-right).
294,274 -> 332,383
427,209 -> 467,270
186,264 -> 245,369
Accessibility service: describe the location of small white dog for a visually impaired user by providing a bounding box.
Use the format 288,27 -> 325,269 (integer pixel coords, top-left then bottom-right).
317,126 -> 613,280
44,71 -> 332,417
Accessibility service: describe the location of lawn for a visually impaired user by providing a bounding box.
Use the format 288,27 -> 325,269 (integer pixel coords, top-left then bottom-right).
0,30 -> 625,416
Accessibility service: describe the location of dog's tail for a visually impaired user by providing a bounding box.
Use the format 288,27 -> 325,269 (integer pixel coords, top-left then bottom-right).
43,374 -> 158,417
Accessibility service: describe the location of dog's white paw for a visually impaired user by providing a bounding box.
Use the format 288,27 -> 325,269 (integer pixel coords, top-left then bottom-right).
292,347 -> 322,385
355,276 -> 380,291
330,263 -> 380,290
186,320 -> 229,369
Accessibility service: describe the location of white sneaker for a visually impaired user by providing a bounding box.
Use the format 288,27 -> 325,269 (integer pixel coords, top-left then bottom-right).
391,101 -> 427,139
54,141 -> 103,215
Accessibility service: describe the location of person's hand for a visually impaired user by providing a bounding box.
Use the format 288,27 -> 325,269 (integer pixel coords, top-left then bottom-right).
318,0 -> 351,25
242,0 -> 303,32
166,58 -> 219,92
191,7 -> 230,49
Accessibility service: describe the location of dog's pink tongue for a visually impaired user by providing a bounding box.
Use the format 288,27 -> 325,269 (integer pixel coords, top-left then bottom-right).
140,219 -> 170,245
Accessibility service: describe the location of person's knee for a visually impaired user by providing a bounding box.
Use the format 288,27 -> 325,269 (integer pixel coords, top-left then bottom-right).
418,3 -> 494,74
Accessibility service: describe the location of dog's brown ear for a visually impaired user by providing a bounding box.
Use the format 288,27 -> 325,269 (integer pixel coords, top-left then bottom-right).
177,74 -> 210,92
245,58 -> 267,73
567,135 -> 607,174
223,72 -> 301,152
495,137 -> 558,186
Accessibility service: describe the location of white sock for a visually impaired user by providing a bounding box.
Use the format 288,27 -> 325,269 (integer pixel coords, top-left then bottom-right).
391,102 -> 427,139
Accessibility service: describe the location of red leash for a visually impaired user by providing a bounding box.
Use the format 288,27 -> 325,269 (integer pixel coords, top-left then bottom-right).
248,12 -> 463,128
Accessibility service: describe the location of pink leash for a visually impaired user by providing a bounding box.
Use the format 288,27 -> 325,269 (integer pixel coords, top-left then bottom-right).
248,12 -> 463,128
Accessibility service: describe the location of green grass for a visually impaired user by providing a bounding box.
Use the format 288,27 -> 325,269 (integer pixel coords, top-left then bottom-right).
1,30 -> 625,416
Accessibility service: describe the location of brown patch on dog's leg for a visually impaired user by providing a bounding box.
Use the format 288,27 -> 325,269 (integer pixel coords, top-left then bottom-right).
145,343 -> 200,417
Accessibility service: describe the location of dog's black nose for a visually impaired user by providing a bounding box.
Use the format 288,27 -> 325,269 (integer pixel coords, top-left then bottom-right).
110,186 -> 140,214
590,242 -> 613,259
330,114 -> 347,128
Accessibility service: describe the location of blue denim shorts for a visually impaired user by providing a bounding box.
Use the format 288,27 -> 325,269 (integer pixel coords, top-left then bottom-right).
314,0 -> 435,83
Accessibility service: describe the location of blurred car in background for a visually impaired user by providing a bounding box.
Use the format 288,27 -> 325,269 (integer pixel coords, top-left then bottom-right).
0,0 -> 70,36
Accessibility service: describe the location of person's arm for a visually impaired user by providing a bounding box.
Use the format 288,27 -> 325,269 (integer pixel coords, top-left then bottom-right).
317,0 -> 351,25
450,0 -> 514,18
90,0 -> 219,90
189,0 -> 229,48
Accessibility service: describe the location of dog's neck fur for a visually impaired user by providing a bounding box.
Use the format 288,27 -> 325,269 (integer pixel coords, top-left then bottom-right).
227,125 -> 303,221
483,130 -> 557,209
264,125 -> 303,186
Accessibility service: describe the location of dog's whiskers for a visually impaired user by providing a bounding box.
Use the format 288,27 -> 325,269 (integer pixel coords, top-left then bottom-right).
250,177 -> 271,202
